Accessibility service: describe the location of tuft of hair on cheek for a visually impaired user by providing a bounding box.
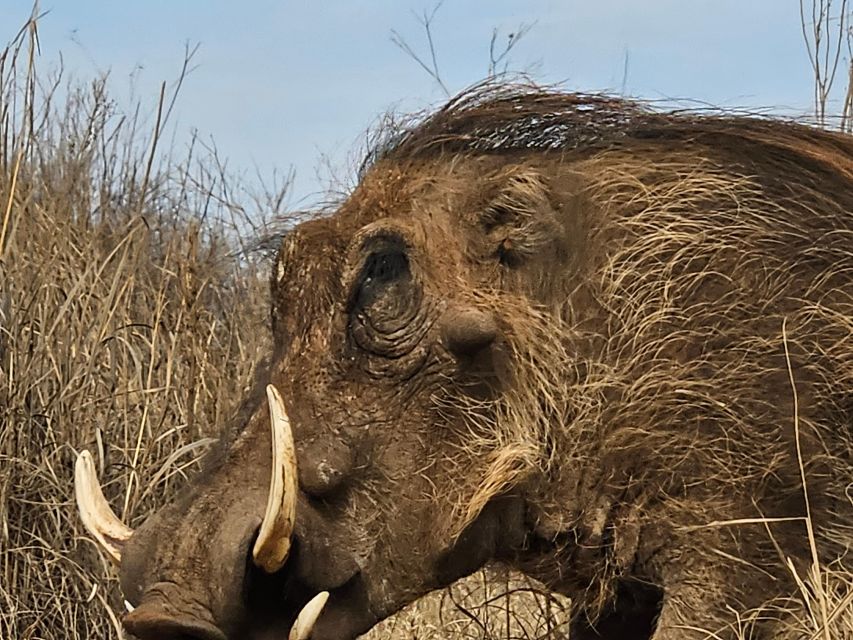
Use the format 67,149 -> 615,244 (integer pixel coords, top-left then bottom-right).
433,291 -> 577,540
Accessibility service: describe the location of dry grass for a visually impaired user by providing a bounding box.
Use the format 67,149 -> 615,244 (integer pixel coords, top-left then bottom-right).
0,16 -> 275,638
366,568 -> 572,640
0,12 -> 850,640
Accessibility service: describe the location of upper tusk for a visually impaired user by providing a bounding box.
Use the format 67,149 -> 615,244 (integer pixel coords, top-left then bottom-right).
252,384 -> 298,573
289,591 -> 329,640
74,450 -> 134,564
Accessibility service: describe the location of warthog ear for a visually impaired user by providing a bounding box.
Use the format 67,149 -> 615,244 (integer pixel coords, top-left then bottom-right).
478,167 -> 566,269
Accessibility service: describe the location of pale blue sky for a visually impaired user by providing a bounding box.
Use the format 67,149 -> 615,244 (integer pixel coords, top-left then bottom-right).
1,2 -> 840,207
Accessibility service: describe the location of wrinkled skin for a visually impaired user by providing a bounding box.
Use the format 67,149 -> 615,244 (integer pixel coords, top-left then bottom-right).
116,91 -> 853,640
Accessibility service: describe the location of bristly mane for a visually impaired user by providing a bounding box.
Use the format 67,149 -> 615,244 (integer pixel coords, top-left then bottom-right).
364,82 -> 853,181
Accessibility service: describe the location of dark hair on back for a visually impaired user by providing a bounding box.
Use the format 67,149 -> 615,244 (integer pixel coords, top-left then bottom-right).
363,82 -> 853,182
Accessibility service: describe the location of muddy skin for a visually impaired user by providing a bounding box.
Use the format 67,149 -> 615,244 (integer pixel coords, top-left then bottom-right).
102,86 -> 852,640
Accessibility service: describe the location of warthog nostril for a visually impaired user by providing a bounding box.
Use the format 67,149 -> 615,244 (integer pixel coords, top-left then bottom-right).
298,437 -> 354,498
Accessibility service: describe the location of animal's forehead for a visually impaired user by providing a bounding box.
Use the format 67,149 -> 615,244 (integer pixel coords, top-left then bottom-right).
277,154 -> 551,279
280,165 -> 439,260
341,156 -> 520,224
338,165 -> 441,226
272,160 -> 491,332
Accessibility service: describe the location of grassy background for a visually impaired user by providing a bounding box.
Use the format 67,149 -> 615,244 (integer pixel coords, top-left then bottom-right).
0,19 -> 276,638
0,14 -> 849,640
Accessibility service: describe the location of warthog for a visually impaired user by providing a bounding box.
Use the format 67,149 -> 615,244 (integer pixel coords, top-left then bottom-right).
75,86 -> 852,640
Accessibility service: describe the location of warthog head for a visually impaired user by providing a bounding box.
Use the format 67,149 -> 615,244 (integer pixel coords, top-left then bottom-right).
75,86 -> 853,640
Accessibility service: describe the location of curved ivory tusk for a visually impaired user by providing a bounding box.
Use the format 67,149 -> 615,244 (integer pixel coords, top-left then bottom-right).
74,450 -> 134,564
252,384 -> 298,573
289,591 -> 329,640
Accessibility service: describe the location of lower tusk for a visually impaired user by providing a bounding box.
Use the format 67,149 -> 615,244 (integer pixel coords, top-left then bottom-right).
74,450 -> 134,564
289,591 -> 329,640
252,384 -> 298,573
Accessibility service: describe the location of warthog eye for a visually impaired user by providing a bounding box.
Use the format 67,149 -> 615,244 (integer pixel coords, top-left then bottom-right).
345,227 -> 428,363
347,238 -> 428,362
356,249 -> 409,307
